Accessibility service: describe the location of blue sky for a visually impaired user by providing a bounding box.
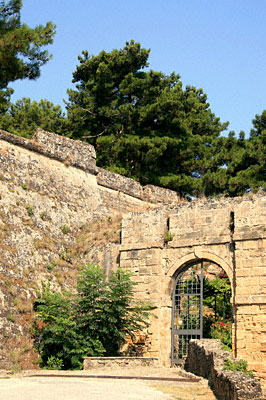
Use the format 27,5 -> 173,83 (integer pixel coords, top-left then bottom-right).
10,0 -> 266,136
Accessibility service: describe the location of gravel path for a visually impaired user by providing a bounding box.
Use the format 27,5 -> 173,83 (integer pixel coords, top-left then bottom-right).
0,376 -> 174,400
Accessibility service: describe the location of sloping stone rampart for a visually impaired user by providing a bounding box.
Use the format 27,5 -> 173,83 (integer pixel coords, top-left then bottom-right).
0,129 -> 179,369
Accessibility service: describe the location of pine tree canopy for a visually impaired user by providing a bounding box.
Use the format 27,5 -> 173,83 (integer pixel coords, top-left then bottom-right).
0,0 -> 56,111
0,97 -> 67,138
66,40 -> 229,197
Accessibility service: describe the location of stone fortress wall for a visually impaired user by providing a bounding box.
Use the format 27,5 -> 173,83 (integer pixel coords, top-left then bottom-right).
0,129 -> 265,383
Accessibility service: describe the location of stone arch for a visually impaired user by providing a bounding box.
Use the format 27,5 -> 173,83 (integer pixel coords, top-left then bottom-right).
166,249 -> 233,293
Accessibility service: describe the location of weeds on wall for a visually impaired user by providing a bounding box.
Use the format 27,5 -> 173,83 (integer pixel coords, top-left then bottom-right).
164,231 -> 175,243
61,225 -> 69,234
224,358 -> 253,377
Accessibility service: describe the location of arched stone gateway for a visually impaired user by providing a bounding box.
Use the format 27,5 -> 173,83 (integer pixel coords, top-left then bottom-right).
171,259 -> 232,366
120,196 -> 266,382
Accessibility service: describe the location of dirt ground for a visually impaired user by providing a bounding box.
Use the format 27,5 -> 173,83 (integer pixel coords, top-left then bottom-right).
0,368 -> 218,400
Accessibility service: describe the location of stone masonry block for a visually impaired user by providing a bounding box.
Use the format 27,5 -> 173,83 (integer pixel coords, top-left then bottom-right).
235,268 -> 250,277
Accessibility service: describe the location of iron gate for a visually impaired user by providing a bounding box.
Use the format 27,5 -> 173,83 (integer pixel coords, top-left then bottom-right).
171,260 -> 203,365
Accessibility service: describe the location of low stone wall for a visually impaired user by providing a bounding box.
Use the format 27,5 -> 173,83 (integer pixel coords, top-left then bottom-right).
185,339 -> 262,400
84,357 -> 159,369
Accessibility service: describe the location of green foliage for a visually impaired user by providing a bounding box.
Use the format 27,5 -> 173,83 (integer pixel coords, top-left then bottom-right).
0,1 -> 56,111
46,263 -> 54,272
207,111 -> 266,196
25,204 -> 33,216
33,282 -> 103,370
33,265 -> 152,369
163,231 -> 175,243
203,274 -> 232,319
209,316 -> 232,348
45,356 -> 64,370
7,313 -> 15,323
224,358 -> 253,377
203,273 -> 232,349
76,265 -> 152,356
66,40 -> 228,197
0,98 -> 67,138
61,225 -> 69,234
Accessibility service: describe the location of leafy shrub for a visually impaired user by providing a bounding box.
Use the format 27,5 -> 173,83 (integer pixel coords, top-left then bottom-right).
203,275 -> 232,319
33,264 -> 152,369
203,273 -> 232,349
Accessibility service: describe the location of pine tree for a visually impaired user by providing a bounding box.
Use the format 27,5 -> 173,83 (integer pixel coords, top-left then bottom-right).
0,0 -> 56,111
0,97 -> 67,138
66,41 -> 228,197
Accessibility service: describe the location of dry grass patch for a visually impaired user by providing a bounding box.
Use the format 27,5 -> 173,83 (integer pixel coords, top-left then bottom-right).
151,382 -> 218,400
0,243 -> 17,253
34,238 -> 55,252
74,215 -> 122,254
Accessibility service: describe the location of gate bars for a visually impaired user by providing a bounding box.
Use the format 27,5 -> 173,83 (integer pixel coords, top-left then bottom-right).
171,261 -> 203,365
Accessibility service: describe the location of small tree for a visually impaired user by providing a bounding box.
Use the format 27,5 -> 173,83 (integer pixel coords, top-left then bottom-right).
33,282 -> 104,370
76,265 -> 152,356
33,264 -> 152,369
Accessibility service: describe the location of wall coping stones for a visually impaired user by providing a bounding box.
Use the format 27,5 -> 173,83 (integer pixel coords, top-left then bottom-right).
84,356 -> 159,369
96,167 -> 181,204
185,339 -> 262,400
33,128 -> 96,169
0,128 -> 97,174
0,129 -> 180,205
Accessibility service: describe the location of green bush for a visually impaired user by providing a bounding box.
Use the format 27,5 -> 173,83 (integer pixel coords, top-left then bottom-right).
33,264 -> 152,369
224,358 -> 253,377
